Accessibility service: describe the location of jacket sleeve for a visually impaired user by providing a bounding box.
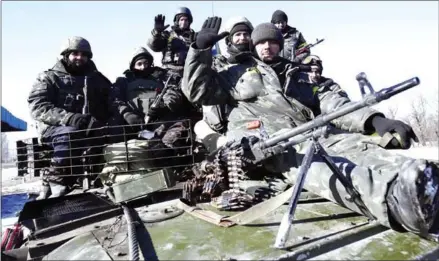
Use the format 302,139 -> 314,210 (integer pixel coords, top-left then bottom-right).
28,72 -> 75,127
181,43 -> 232,105
293,32 -> 310,63
109,77 -> 133,118
317,80 -> 384,133
147,29 -> 169,53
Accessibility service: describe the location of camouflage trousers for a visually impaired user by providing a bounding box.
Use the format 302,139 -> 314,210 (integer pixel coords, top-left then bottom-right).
41,125 -> 107,186
263,129 -> 424,230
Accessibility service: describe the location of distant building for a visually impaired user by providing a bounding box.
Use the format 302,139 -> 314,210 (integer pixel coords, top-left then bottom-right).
1,106 -> 27,132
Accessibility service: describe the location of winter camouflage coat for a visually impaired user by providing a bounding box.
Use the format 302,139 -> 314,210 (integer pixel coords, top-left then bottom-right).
181,44 -> 382,142
147,26 -> 196,70
109,68 -> 197,123
279,26 -> 309,63
28,60 -> 112,137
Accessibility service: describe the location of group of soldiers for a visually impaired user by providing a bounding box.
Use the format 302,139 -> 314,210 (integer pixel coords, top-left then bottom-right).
28,6 -> 438,240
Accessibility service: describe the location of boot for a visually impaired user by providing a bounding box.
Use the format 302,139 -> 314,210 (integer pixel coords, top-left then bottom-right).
386,159 -> 439,239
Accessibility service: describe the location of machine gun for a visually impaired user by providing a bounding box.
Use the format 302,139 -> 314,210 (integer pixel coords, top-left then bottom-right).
264,73 -> 419,249
295,38 -> 325,56
191,73 -> 419,246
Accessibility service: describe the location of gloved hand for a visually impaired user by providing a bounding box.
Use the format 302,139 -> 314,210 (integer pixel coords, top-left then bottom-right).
163,89 -> 183,112
147,105 -> 162,118
195,16 -> 229,49
371,116 -> 419,149
154,14 -> 169,34
124,113 -> 144,126
67,113 -> 94,130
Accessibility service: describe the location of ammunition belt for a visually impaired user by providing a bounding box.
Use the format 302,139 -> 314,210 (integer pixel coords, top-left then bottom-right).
182,146 -> 254,210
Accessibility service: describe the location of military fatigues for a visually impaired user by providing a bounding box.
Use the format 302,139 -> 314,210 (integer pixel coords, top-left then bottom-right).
181,44 -> 438,236
109,50 -> 199,169
28,59 -> 112,185
279,26 -> 309,63
147,26 -> 196,75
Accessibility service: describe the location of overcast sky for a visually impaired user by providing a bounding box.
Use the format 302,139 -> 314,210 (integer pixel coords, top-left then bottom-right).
2,1 -> 438,144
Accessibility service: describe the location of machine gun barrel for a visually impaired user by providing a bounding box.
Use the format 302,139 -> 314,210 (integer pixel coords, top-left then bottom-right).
260,77 -> 420,149
295,38 -> 325,56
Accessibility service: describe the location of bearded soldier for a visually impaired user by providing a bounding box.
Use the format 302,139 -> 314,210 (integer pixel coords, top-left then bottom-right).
182,18 -> 438,241
197,16 -> 254,150
28,36 -> 112,199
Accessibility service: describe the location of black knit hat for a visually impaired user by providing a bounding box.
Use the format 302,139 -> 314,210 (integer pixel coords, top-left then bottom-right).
271,10 -> 288,23
230,23 -> 252,36
251,23 -> 284,50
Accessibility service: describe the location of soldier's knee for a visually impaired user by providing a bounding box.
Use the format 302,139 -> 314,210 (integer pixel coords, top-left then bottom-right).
194,120 -> 227,152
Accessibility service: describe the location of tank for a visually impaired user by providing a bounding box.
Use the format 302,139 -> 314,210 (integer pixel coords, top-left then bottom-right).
2,73 -> 438,261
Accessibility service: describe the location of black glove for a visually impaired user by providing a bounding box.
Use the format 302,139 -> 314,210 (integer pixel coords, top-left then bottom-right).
67,113 -> 94,130
147,105 -> 162,118
195,17 -> 229,49
371,116 -> 419,149
124,113 -> 144,126
154,14 -> 169,33
163,89 -> 183,112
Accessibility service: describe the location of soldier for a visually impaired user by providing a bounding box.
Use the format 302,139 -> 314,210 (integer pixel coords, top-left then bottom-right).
109,47 -> 194,153
147,7 -> 196,76
197,16 -> 254,151
270,10 -> 309,63
28,36 -> 112,199
182,18 -> 439,240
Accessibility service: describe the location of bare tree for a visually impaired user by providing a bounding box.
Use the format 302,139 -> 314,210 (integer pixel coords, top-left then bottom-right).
385,105 -> 399,120
1,133 -> 10,163
405,94 -> 439,146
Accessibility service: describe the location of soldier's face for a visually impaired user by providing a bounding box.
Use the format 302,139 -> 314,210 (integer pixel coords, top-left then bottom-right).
255,40 -> 280,62
274,21 -> 287,31
308,70 -> 321,84
178,16 -> 189,29
232,31 -> 251,45
134,58 -> 150,71
68,51 -> 89,67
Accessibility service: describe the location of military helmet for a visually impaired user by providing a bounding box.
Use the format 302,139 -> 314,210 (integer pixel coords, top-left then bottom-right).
129,47 -> 154,69
302,55 -> 323,72
223,16 -> 254,46
173,7 -> 193,24
60,36 -> 93,58
302,55 -> 322,65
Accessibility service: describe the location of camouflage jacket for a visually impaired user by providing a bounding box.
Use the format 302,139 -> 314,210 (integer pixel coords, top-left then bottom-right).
28,60 -> 112,137
147,26 -> 196,70
110,68 -> 196,122
181,44 -> 382,142
279,26 -> 309,63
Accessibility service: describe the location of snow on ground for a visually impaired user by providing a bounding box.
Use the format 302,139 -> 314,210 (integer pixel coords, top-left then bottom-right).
1,167 -> 40,195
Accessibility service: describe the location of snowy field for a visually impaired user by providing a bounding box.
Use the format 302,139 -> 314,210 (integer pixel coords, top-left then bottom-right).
1,146 -> 438,230
1,167 -> 41,195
